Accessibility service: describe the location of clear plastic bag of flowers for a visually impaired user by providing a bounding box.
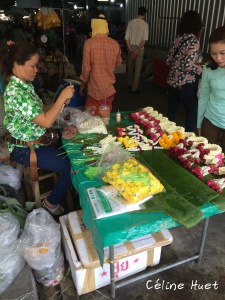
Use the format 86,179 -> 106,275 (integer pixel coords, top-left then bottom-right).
32,249 -> 65,287
74,111 -> 107,134
97,142 -> 164,204
17,208 -> 62,271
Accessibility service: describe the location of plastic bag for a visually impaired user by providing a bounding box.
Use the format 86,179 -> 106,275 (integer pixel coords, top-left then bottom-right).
32,249 -> 65,287
56,106 -> 83,127
35,8 -> 61,30
0,213 -> 20,248
75,112 -> 107,134
0,164 -> 23,191
18,208 -> 61,270
56,106 -> 107,134
98,143 -> 164,203
0,250 -> 25,295
0,213 -> 25,295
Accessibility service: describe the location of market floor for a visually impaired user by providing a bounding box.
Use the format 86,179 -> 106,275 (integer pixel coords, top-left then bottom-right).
4,74 -> 225,300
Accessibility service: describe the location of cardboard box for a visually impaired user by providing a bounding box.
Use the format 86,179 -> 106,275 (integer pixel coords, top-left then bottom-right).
60,211 -> 173,295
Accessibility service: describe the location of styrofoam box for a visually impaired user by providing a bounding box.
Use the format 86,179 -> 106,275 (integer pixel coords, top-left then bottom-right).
60,211 -> 173,295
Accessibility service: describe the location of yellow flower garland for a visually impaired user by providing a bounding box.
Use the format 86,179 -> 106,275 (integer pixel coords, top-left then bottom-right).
102,158 -> 164,203
117,136 -> 139,148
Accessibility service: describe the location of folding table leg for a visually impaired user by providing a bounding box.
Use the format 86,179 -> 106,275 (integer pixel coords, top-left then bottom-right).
195,217 -> 209,264
109,246 -> 116,298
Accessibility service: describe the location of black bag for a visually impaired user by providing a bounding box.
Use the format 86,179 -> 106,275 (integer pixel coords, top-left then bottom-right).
42,128 -> 60,147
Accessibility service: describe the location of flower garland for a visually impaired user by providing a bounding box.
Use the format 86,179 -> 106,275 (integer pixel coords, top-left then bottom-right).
102,158 -> 164,203
118,136 -> 139,149
158,131 -> 183,149
191,165 -> 216,180
207,178 -> 225,194
116,125 -> 158,151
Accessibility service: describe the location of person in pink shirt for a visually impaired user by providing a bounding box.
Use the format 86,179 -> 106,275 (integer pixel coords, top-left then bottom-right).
80,11 -> 122,115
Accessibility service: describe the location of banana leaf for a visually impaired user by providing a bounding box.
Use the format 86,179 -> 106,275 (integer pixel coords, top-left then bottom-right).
138,169 -> 203,228
140,150 -> 220,207
129,149 -> 223,228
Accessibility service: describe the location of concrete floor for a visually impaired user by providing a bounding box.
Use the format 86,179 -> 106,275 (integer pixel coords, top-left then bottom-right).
2,73 -> 225,300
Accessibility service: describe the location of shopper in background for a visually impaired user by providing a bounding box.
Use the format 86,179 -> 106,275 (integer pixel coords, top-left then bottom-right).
0,41 -> 74,216
166,10 -> 203,132
197,26 -> 225,152
80,11 -> 122,115
125,6 -> 148,94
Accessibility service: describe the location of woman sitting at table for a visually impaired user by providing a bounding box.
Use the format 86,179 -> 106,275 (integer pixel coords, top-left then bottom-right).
0,41 -> 75,216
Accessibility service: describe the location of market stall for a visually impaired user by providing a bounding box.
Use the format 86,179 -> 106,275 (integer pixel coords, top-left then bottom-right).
60,108 -> 225,297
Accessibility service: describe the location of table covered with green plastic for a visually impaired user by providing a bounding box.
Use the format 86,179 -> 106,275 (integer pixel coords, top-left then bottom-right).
62,112 -> 225,265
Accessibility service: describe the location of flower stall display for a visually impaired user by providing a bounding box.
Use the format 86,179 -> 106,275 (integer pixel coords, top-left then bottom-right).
63,105 -> 225,197
99,143 -> 164,203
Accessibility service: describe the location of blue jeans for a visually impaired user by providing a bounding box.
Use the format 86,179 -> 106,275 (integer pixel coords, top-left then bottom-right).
11,146 -> 72,205
167,82 -> 198,132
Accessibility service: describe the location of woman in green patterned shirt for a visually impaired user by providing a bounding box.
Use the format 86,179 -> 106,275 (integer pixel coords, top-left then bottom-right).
0,41 -> 75,216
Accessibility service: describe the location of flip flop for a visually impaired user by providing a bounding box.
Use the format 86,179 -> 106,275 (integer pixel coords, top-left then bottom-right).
41,199 -> 64,216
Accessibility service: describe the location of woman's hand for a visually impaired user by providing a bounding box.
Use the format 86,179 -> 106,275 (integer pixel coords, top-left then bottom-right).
59,85 -> 74,104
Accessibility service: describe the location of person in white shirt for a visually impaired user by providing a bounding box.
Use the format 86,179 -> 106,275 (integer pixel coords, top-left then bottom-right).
125,7 -> 149,94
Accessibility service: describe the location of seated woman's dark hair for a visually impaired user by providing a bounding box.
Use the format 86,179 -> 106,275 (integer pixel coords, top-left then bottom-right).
207,26 -> 225,70
178,10 -> 202,35
0,41 -> 37,85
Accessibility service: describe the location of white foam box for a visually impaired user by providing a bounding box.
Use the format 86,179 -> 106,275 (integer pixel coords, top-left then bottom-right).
60,211 -> 173,295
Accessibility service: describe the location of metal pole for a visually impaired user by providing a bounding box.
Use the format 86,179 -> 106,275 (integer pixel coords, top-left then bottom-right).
109,246 -> 116,298
115,254 -> 199,290
195,217 -> 209,264
113,218 -> 209,294
61,0 -> 65,55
